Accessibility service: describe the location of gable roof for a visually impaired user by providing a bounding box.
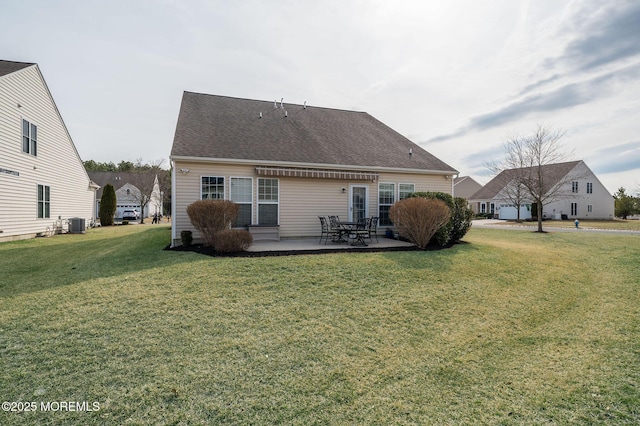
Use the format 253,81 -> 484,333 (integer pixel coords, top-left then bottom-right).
470,160 -> 582,200
0,60 -> 35,77
88,171 -> 143,200
171,92 -> 457,174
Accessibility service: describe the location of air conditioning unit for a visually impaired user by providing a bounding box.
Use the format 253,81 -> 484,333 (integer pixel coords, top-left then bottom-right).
69,217 -> 86,234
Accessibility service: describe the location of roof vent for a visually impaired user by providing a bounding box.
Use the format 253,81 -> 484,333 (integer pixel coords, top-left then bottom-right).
285,110 -> 288,117
280,98 -> 284,109
409,148 -> 413,157
259,112 -> 262,118
303,101 -> 307,109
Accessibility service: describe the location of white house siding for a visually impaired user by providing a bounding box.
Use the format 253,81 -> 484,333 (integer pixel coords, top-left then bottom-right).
0,65 -> 95,241
171,160 -> 453,246
542,162 -> 614,220
479,162 -> 613,220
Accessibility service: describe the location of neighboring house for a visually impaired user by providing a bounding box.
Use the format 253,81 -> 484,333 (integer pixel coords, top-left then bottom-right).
453,176 -> 483,211
170,92 -> 458,246
88,171 -> 163,220
0,60 -> 98,241
469,160 -> 614,220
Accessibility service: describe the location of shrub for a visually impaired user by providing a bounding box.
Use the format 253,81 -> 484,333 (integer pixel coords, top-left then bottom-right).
450,197 -> 474,243
408,192 -> 473,245
99,183 -> 117,226
213,229 -> 253,252
409,192 -> 454,246
389,198 -> 451,249
186,200 -> 239,247
181,230 -> 193,247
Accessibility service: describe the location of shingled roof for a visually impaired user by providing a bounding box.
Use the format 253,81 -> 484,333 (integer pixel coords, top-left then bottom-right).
0,60 -> 35,77
470,160 -> 582,199
171,92 -> 457,174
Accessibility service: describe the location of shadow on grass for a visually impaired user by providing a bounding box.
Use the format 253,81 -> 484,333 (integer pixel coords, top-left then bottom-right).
0,226 -> 201,298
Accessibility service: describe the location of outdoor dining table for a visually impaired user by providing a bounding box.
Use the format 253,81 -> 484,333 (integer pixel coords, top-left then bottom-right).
337,221 -> 368,246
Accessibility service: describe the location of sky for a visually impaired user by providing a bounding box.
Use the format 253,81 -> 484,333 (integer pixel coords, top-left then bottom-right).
1,0 -> 639,194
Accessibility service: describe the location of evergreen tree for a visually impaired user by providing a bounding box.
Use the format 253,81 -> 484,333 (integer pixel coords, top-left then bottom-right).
99,184 -> 117,226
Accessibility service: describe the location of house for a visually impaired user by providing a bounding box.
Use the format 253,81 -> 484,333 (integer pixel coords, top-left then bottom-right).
453,176 -> 483,210
170,92 -> 458,246
0,60 -> 98,241
469,160 -> 614,220
88,171 -> 163,220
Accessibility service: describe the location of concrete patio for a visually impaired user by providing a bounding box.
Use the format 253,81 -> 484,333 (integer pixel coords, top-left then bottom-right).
247,235 -> 416,252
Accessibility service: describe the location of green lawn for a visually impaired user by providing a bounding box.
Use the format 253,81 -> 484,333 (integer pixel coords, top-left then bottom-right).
1,225 -> 639,424
493,218 -> 640,231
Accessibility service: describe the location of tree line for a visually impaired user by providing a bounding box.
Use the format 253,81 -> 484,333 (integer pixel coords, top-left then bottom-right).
85,159 -> 172,224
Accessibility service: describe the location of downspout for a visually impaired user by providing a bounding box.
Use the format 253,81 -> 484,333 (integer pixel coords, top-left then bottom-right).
451,173 -> 458,198
170,160 -> 177,247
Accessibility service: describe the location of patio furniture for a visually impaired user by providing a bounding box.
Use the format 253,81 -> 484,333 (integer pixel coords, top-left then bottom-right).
318,216 -> 339,244
367,216 -> 379,243
347,220 -> 369,246
329,216 -> 348,242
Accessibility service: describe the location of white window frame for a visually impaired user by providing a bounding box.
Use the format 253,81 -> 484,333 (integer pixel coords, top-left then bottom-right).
571,202 -> 578,216
378,182 -> 395,226
22,118 -> 38,156
587,204 -> 593,213
586,182 -> 593,194
201,176 -> 225,200
230,177 -> 253,226
37,184 -> 50,219
399,183 -> 415,200
572,181 -> 579,193
257,178 -> 279,225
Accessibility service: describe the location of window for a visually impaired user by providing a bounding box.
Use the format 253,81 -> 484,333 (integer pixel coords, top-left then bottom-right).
480,203 -> 486,213
587,204 -> 593,213
490,203 -> 495,215
37,184 -> 50,218
572,181 -> 579,193
230,177 -> 252,227
571,202 -> 578,216
22,119 -> 37,156
399,183 -> 415,200
258,178 -> 278,225
202,176 -> 224,199
587,182 -> 593,194
378,183 -> 395,226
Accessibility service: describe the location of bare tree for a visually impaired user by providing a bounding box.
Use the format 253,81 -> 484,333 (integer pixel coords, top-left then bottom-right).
497,125 -> 577,232
128,159 -> 166,224
487,134 -> 529,222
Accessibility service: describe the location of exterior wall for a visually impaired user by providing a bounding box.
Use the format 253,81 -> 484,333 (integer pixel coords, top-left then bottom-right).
472,162 -> 614,220
171,160 -> 453,246
0,65 -> 96,241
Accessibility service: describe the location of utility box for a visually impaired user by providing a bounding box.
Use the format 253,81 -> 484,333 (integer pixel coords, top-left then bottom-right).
69,217 -> 86,234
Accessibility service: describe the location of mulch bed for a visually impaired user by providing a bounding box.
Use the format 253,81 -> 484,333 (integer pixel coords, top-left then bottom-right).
164,242 -> 456,258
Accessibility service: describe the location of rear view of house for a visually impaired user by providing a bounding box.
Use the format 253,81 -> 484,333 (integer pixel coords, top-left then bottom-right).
170,93 -> 458,246
0,60 -> 98,241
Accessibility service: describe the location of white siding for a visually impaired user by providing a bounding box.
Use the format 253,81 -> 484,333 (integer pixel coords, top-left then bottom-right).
0,65 -> 95,241
171,161 -> 453,246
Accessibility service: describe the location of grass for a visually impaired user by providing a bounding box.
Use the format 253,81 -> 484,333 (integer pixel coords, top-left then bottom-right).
1,224 -> 639,424
493,218 -> 640,231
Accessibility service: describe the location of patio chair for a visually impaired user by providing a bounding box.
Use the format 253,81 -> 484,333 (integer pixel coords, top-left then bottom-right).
328,215 -> 346,242
318,216 -> 337,244
367,216 -> 379,243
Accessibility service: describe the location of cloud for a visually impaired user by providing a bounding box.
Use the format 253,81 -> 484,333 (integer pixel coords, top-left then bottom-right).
561,0 -> 640,72
589,140 -> 640,174
428,62 -> 640,143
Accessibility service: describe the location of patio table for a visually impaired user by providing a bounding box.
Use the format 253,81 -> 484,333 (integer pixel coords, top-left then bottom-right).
338,221 -> 368,246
